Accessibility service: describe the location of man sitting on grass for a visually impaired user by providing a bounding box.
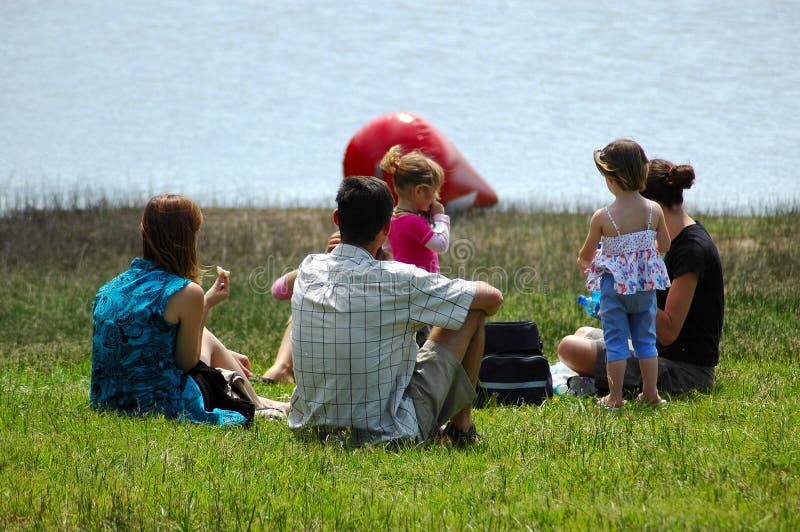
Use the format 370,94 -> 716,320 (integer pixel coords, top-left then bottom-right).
288,176 -> 503,446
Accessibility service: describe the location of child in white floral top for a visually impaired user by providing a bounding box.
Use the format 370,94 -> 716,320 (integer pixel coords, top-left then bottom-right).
577,139 -> 671,411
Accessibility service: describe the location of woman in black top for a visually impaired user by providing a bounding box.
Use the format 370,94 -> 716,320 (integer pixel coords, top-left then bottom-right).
558,159 -> 724,395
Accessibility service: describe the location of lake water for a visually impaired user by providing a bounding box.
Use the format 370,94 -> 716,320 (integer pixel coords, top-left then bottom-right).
2,1 -> 799,214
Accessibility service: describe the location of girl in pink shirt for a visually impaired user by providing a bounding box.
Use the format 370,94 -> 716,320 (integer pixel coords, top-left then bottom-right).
379,145 -> 450,273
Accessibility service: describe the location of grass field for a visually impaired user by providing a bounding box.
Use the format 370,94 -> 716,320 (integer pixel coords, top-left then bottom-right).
1,204 -> 799,530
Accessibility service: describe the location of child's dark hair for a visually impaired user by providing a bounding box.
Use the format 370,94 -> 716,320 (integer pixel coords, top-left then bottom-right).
594,138 -> 649,192
336,176 -> 394,246
379,145 -> 445,193
642,159 -> 696,208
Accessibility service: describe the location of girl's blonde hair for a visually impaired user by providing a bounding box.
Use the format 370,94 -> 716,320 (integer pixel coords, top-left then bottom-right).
594,138 -> 649,192
141,194 -> 203,283
379,145 -> 445,193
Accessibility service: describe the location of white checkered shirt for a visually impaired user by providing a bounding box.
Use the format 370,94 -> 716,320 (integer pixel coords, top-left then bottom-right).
288,243 -> 476,444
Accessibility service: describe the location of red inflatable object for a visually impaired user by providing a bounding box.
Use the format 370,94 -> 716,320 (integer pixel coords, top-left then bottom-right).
343,112 -> 498,208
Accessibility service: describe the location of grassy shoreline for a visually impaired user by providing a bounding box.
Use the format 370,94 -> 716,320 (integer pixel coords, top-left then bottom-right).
4,190 -> 800,218
2,205 -> 799,529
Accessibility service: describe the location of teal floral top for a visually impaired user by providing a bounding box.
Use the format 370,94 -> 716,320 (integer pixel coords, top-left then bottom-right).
91,258 -> 246,426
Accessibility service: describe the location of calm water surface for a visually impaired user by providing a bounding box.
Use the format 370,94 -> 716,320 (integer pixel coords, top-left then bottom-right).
1,1 -> 799,213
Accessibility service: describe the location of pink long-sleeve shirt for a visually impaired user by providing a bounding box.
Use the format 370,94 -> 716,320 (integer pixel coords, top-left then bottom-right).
386,213 -> 450,273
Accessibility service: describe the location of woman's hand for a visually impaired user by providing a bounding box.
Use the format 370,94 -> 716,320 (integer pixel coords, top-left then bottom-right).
204,272 -> 230,309
233,352 -> 253,379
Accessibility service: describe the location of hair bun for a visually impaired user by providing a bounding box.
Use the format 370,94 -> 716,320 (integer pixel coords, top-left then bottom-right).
667,164 -> 695,189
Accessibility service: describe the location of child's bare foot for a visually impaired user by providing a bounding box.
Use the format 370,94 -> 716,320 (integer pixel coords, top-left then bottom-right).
254,359 -> 295,385
597,396 -> 625,411
258,367 -> 294,385
636,393 -> 667,405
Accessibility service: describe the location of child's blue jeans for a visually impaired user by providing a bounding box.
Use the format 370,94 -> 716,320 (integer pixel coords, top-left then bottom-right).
599,273 -> 658,362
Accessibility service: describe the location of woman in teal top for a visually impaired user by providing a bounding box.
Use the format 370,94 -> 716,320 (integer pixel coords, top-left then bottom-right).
91,194 -> 289,425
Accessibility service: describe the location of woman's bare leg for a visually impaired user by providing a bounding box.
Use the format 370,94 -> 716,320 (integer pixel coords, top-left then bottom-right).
557,327 -> 600,376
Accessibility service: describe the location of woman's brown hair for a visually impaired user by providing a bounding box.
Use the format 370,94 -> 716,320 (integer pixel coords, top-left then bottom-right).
140,194 -> 203,283
379,144 -> 445,193
642,159 -> 696,208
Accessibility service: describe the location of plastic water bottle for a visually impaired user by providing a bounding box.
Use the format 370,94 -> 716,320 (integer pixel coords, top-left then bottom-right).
577,291 -> 600,318
578,242 -> 602,319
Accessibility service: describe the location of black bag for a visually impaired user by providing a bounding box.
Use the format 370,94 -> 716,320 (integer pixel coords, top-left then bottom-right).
484,320 -> 543,356
475,321 -> 553,407
188,361 -> 255,426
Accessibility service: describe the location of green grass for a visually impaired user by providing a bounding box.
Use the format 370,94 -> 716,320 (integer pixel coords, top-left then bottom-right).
1,205 -> 799,530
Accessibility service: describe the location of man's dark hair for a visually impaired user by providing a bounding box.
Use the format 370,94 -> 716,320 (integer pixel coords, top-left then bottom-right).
336,176 -> 394,246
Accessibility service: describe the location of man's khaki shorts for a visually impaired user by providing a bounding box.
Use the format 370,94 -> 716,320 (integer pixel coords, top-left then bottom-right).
404,340 -> 476,441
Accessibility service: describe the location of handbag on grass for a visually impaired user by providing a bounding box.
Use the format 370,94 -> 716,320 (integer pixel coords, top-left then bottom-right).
188,361 -> 255,426
475,321 -> 553,407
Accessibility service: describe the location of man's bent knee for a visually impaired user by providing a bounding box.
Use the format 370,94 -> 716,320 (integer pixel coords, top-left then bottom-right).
427,310 -> 486,361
